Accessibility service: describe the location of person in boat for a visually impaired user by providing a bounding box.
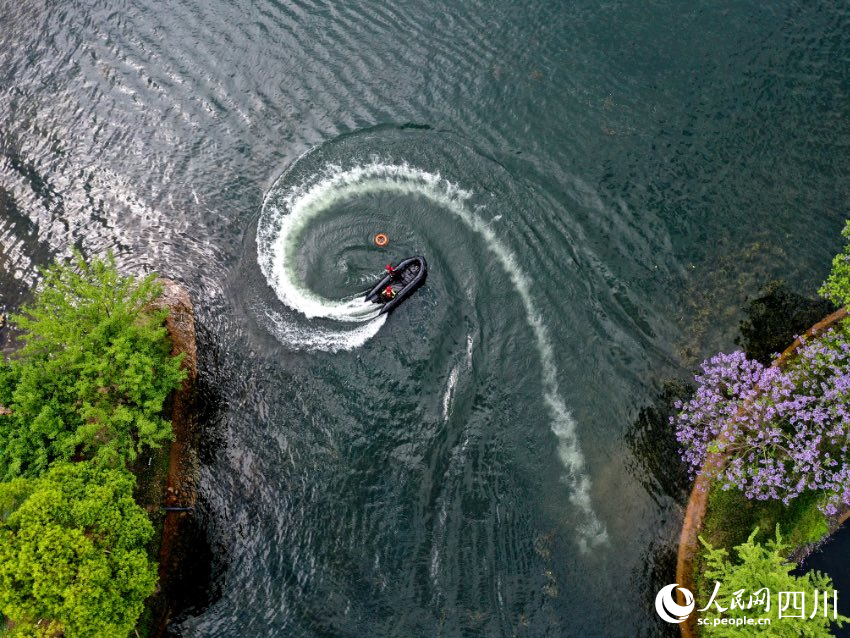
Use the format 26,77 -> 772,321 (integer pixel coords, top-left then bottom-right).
385,263 -> 396,278
382,285 -> 396,301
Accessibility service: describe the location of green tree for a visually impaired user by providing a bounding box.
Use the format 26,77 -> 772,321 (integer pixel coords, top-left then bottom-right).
819,219 -> 850,308
699,527 -> 847,637
0,252 -> 185,478
0,462 -> 157,638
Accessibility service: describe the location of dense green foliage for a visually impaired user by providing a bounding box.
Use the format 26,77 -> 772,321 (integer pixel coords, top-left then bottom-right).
699,527 -> 847,637
819,220 -> 850,308
0,462 -> 157,638
0,253 -> 185,478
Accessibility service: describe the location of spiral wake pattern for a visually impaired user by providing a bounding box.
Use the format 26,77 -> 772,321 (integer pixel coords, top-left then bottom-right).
256,152 -> 606,549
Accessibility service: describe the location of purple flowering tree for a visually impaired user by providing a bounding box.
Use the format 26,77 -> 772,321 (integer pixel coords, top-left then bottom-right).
673,323 -> 850,514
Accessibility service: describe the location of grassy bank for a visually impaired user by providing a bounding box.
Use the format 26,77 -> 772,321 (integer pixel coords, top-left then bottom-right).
693,483 -> 830,598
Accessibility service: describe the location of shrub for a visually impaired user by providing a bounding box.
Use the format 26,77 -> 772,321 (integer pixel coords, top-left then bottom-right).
0,252 -> 185,478
819,220 -> 850,308
0,462 -> 157,638
673,319 -> 850,514
699,527 -> 847,637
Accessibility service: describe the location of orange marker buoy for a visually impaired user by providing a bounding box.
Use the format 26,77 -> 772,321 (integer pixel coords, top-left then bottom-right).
374,233 -> 388,247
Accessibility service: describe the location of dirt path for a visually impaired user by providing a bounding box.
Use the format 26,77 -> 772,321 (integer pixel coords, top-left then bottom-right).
147,279 -> 201,637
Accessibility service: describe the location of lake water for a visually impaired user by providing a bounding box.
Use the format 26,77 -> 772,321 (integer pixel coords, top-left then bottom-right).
1,1 -> 850,636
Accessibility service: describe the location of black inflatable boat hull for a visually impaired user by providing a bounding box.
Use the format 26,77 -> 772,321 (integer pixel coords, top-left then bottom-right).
365,256 -> 427,314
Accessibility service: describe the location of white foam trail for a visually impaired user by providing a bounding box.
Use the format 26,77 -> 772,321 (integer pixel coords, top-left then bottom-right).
256,164 -> 390,351
257,161 -> 606,548
442,334 -> 474,422
262,304 -> 386,352
442,366 -> 460,422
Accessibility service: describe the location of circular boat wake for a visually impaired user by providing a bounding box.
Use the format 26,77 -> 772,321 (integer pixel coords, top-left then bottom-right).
256,156 -> 607,550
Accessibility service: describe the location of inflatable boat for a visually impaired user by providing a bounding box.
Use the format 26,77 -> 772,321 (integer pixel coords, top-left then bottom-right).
365,256 -> 427,314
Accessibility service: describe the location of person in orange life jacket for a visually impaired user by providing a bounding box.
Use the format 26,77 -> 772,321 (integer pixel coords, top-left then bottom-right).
385,263 -> 396,278
382,285 -> 396,301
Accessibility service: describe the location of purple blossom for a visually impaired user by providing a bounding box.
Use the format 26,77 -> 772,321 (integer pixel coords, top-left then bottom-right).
672,321 -> 850,514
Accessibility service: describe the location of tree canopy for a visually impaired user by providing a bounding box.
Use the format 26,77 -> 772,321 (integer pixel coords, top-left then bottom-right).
0,252 -> 185,478
0,462 -> 157,638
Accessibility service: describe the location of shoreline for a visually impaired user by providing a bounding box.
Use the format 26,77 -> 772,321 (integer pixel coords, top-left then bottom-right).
135,279 -> 202,637
675,306 -> 849,638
